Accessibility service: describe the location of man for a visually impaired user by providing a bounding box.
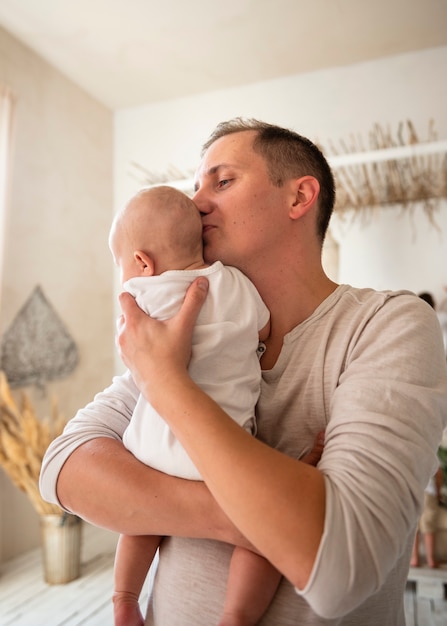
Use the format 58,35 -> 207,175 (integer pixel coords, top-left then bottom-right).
40,118 -> 447,625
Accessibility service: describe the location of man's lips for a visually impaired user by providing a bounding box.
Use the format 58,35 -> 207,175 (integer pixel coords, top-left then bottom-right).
202,224 -> 215,234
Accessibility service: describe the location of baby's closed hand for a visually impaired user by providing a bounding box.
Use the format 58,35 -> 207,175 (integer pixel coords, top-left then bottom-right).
301,430 -> 325,466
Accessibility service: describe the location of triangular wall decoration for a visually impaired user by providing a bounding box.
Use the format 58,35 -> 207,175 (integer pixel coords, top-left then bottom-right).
0,285 -> 79,388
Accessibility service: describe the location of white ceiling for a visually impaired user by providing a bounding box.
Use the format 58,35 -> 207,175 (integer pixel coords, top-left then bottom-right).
0,0 -> 446,111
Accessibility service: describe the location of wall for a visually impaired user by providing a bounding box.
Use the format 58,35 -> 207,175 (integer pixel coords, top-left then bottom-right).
330,202 -> 447,299
0,26 -> 114,562
114,46 -> 447,308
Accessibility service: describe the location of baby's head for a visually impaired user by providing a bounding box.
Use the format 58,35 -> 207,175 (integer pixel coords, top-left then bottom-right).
109,185 -> 205,283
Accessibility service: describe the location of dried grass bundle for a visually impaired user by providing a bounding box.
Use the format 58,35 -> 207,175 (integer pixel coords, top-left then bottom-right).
0,370 -> 66,516
326,120 -> 446,226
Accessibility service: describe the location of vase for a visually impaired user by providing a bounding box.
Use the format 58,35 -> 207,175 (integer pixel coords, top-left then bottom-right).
40,513 -> 83,584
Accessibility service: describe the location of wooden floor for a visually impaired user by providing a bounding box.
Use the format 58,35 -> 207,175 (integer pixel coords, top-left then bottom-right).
0,523 -> 151,626
1,523 -> 447,625
405,566 -> 447,626
404,581 -> 447,626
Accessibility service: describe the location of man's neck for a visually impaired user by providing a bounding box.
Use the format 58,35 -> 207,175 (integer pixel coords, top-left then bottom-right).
253,264 -> 338,369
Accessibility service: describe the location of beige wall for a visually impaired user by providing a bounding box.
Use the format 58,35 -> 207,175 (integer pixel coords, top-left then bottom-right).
0,26 -> 114,562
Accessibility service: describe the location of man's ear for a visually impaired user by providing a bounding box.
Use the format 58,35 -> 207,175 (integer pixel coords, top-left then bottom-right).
289,176 -> 320,220
134,250 -> 155,276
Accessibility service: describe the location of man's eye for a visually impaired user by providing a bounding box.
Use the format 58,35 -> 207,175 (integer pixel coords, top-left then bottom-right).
218,179 -> 231,188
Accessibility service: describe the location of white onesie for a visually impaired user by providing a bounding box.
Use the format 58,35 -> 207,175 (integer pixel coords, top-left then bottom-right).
122,261 -> 270,480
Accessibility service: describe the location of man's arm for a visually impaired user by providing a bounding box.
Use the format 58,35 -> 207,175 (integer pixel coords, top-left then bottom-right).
56,436 -> 244,543
40,370 -> 247,546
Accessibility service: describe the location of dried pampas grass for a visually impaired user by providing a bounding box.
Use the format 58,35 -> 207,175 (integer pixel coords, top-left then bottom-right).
0,370 -> 66,516
326,120 -> 446,225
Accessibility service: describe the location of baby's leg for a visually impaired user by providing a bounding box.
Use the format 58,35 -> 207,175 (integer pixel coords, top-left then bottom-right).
113,534 -> 161,626
218,546 -> 282,626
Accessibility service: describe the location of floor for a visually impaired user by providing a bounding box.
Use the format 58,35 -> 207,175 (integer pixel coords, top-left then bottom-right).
0,523 -> 151,626
1,523 -> 447,625
405,566 -> 447,626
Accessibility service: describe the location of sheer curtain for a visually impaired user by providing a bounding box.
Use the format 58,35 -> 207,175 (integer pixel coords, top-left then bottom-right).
0,85 -> 16,314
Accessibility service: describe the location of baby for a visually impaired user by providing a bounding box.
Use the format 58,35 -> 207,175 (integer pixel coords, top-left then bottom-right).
109,185 -> 281,626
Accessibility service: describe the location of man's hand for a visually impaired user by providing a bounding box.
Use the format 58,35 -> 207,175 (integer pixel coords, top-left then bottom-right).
116,277 -> 209,396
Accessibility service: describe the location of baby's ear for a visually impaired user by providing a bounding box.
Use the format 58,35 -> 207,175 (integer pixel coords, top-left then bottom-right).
134,250 -> 155,276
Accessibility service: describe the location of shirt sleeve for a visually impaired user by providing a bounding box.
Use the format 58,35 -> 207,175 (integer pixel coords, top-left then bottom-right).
39,370 -> 139,508
299,294 -> 447,618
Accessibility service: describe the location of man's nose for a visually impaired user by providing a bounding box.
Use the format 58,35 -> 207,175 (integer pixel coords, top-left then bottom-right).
192,188 -> 211,214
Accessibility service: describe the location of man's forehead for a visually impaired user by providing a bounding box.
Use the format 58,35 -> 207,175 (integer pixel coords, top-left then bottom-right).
209,129 -> 254,151
195,133 -> 257,178
198,162 -> 232,177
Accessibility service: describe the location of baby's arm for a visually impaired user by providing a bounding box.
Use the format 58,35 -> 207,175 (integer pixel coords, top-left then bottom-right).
113,534 -> 161,626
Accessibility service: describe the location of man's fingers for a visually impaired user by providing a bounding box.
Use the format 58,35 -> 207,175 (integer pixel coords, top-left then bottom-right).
116,292 -> 144,355
118,291 -> 140,317
177,277 -> 209,333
